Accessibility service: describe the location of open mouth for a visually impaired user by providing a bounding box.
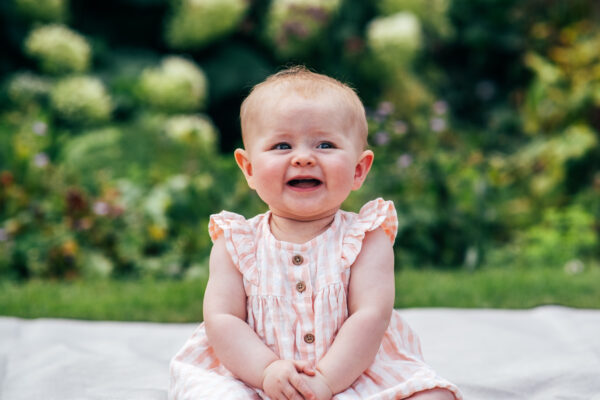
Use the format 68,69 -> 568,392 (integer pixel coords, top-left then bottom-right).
287,178 -> 322,188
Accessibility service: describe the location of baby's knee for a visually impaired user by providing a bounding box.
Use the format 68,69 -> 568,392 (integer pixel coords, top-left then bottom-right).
407,388 -> 456,400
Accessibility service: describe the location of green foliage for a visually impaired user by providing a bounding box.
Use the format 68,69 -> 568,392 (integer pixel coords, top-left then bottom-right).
1,0 -> 599,281
13,0 -> 69,22
488,205 -> 597,270
24,24 -> 91,75
60,127 -> 123,175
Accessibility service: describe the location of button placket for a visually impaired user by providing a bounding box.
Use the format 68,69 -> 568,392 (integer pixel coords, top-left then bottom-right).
291,253 -> 309,295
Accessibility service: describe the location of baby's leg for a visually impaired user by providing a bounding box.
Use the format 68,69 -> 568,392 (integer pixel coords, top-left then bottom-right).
407,388 -> 456,400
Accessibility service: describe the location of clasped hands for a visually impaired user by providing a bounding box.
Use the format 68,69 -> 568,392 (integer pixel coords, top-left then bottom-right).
262,359 -> 333,400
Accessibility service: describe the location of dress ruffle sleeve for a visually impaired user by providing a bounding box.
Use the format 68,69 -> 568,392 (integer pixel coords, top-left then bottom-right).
341,198 -> 398,269
208,211 -> 259,285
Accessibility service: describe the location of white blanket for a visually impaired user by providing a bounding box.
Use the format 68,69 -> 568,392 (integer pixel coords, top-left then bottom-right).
1,306 -> 599,399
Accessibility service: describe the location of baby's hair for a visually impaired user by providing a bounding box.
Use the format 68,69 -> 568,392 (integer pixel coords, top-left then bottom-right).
240,65 -> 369,148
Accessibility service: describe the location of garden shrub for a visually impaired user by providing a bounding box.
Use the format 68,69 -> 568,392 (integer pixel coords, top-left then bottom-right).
0,0 -> 599,279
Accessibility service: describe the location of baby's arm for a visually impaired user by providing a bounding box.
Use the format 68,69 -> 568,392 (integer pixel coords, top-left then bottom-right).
315,227 -> 395,395
204,237 -> 316,399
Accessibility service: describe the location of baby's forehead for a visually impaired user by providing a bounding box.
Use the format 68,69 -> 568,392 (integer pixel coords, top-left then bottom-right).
243,80 -> 363,126
241,75 -> 368,148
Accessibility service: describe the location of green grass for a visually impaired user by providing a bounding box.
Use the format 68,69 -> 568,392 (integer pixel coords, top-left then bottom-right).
395,265 -> 600,309
1,265 -> 598,322
0,278 -> 208,322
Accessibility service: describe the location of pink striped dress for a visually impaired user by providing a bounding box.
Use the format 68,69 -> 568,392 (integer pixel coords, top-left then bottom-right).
169,199 -> 462,399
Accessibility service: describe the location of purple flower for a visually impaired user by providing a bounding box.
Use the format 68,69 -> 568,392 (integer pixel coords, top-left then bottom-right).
433,101 -> 448,115
371,113 -> 385,124
430,117 -> 446,132
374,131 -> 390,146
305,6 -> 328,22
33,121 -> 47,135
283,21 -> 309,38
376,101 -> 394,117
93,201 -> 110,216
397,154 -> 413,168
34,153 -> 49,168
393,120 -> 408,135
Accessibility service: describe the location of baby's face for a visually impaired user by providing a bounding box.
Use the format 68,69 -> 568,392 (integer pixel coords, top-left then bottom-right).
235,91 -> 373,221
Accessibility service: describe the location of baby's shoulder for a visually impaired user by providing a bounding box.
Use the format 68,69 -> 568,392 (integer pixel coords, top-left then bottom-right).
339,199 -> 397,240
338,199 -> 397,268
208,210 -> 266,243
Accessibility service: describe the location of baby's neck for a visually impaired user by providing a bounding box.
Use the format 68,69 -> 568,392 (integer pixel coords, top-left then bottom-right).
269,212 -> 336,244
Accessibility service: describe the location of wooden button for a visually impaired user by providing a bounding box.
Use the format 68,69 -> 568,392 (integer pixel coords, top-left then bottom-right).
296,281 -> 306,293
304,333 -> 315,344
292,255 -> 303,265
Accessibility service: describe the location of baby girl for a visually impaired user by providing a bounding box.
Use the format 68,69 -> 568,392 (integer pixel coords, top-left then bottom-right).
169,66 -> 462,400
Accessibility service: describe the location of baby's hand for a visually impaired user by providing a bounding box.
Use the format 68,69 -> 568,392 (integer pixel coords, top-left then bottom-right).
301,371 -> 333,400
262,359 -> 317,400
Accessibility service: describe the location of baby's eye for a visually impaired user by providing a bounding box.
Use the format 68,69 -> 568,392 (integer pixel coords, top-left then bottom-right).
317,142 -> 335,149
273,143 -> 291,150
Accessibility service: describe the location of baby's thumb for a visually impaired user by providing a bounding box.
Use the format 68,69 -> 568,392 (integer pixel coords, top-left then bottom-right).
292,360 -> 316,376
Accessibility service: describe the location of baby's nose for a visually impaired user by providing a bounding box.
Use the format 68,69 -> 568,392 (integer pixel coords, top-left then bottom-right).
291,150 -> 315,166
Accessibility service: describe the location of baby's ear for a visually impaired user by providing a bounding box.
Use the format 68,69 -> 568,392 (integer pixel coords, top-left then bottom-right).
352,150 -> 374,190
234,149 -> 256,189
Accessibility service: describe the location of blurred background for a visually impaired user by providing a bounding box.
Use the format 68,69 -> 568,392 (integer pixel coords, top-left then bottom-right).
0,0 -> 599,321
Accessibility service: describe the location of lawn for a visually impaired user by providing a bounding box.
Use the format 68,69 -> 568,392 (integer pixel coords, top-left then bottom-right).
1,265 -> 598,322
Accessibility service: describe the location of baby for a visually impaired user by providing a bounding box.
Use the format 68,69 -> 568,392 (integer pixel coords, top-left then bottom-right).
169,66 -> 462,400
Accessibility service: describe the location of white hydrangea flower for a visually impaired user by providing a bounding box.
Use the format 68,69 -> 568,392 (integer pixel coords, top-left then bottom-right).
139,56 -> 208,113
7,72 -> 51,105
367,12 -> 423,68
377,0 -> 452,37
165,0 -> 248,49
164,114 -> 217,150
50,76 -> 113,124
25,24 -> 91,75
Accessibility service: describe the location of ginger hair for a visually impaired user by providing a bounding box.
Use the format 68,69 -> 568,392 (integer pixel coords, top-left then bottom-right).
240,66 -> 368,149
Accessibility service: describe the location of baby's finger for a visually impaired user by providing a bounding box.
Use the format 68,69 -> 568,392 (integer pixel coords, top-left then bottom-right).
292,360 -> 316,376
283,383 -> 304,400
289,373 -> 316,400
